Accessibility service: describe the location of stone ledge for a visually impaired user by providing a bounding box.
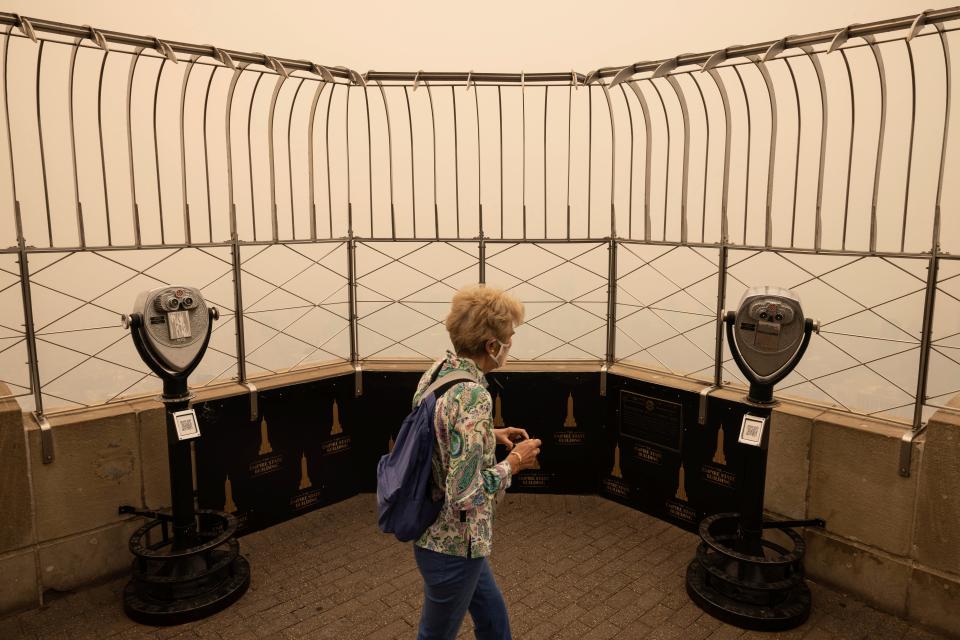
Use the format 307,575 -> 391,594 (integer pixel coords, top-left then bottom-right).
0,549 -> 38,616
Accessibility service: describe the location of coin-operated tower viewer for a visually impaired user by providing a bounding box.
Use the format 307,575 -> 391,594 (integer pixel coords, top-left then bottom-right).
687,286 -> 826,631
118,286 -> 250,625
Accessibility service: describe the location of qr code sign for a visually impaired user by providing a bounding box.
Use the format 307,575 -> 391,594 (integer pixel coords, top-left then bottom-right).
744,423 -> 761,439
739,416 -> 765,446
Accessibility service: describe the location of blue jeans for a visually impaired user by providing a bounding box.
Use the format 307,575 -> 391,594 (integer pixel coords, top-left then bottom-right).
414,545 -> 512,640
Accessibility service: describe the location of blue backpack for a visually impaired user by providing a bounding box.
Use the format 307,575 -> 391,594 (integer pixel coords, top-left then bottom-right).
376,370 -> 475,542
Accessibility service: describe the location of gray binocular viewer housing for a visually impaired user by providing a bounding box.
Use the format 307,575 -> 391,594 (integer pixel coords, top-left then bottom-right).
122,286 -> 219,380
724,286 -> 819,405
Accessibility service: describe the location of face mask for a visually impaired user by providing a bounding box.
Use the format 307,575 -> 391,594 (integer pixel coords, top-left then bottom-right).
491,339 -> 510,368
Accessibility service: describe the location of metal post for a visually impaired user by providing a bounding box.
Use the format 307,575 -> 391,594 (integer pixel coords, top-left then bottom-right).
479,230 -> 486,285
347,231 -> 362,396
230,220 -> 247,383
602,237 -> 618,396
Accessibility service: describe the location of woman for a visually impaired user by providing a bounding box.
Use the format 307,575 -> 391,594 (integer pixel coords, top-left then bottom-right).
411,284 -> 542,640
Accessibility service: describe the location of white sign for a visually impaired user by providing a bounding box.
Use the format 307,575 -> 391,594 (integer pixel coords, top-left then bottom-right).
738,414 -> 766,447
172,409 -> 201,441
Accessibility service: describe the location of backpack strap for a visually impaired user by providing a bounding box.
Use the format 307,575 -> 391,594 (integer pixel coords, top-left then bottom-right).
419,371 -> 477,405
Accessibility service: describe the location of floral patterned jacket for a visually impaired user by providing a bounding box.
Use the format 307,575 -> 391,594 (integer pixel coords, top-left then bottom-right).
412,352 -> 513,558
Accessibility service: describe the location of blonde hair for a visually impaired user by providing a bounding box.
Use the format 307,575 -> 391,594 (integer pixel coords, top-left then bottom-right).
445,285 -> 524,357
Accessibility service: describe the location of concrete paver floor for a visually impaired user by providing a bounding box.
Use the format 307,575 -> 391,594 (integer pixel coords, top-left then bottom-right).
0,494 -> 950,640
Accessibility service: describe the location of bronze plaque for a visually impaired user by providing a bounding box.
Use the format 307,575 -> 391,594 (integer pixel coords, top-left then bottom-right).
619,390 -> 683,453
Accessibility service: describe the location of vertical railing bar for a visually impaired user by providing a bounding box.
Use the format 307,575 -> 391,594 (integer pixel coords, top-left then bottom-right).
200,65 -> 217,243
425,81 -> 438,239
93,48 -> 113,246
375,81 -> 395,239
224,63 -> 247,382
14,206 -> 43,417
900,40 -> 918,254
838,50 -> 856,251
586,84 -> 592,238
451,86 -> 460,239
306,79 -> 327,241
732,67 -> 752,246
802,47 -> 828,253
402,86 -> 416,239
151,58 -> 170,245
286,77 -> 305,239
714,245 -> 729,386
783,58 -> 802,249
345,84 -> 352,234
34,41 -> 54,246
625,81 -> 653,242
750,57 -> 778,248
606,236 -> 618,371
324,83 -> 336,238
475,81 -> 482,243
600,81 -> 616,239
912,24 -> 953,433
543,86 -> 548,237
688,74 -> 711,244
362,84 -> 373,238
566,81 -> 573,240
178,56 -> 199,246
125,48 -> 146,247
664,75 -> 690,244
266,73 -> 287,242
648,79 -> 671,241
864,36 -> 888,254
246,72 -> 265,242
522,78 -> 527,239
617,84 -> 635,240
498,86 -> 503,239
704,69 -> 732,245
67,40 -> 85,248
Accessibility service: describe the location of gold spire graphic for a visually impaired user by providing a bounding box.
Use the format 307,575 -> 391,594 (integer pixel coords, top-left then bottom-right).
224,474 -> 237,513
563,392 -> 577,428
330,399 -> 343,436
493,394 -> 505,428
258,417 -> 273,455
388,434 -> 395,452
712,424 -> 727,466
298,453 -> 312,490
611,443 -> 622,479
675,463 -> 688,501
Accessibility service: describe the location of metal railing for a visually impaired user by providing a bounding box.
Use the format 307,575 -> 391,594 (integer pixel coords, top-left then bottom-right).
0,10 -> 958,457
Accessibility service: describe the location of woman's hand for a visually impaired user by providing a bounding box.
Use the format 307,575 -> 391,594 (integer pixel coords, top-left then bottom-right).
507,438 -> 542,473
494,427 -> 529,450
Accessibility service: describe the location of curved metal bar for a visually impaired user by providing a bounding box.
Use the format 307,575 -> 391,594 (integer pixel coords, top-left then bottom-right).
664,74 -> 691,243
374,81 -> 395,238
703,68 -> 733,243
749,56 -> 778,248
932,25 -> 952,240
586,83 -> 592,238
475,81 -> 482,238
96,47 -> 113,245
345,84 -> 352,232
543,85 -> 548,236
306,79 -> 327,240
625,81 -> 653,241
617,84 -> 635,239
451,86 -> 460,238
362,84 -> 373,237
200,64 -> 217,242
648,79 -> 672,241
566,81 -> 573,239
151,58 -> 170,244
286,77 -> 306,238
224,63 -> 248,237
838,50 -> 856,250
34,41 -> 53,246
266,71 -> 288,241
900,40 -> 918,253
125,47 -> 147,247
402,85 -> 416,238
324,83 -> 336,237
864,35 -> 888,253
600,81 -> 617,237
424,80 -> 438,238
246,71 -> 266,241
731,66 -> 752,246
67,39 -> 85,247
498,85 -> 503,238
782,57 -> 802,248
178,56 -> 200,245
3,29 -> 19,213
801,46 -> 828,252
687,74 -> 711,243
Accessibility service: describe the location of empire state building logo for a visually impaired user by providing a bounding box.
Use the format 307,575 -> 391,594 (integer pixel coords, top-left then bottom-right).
563,393 -> 577,428
330,399 -> 343,436
258,417 -> 273,455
